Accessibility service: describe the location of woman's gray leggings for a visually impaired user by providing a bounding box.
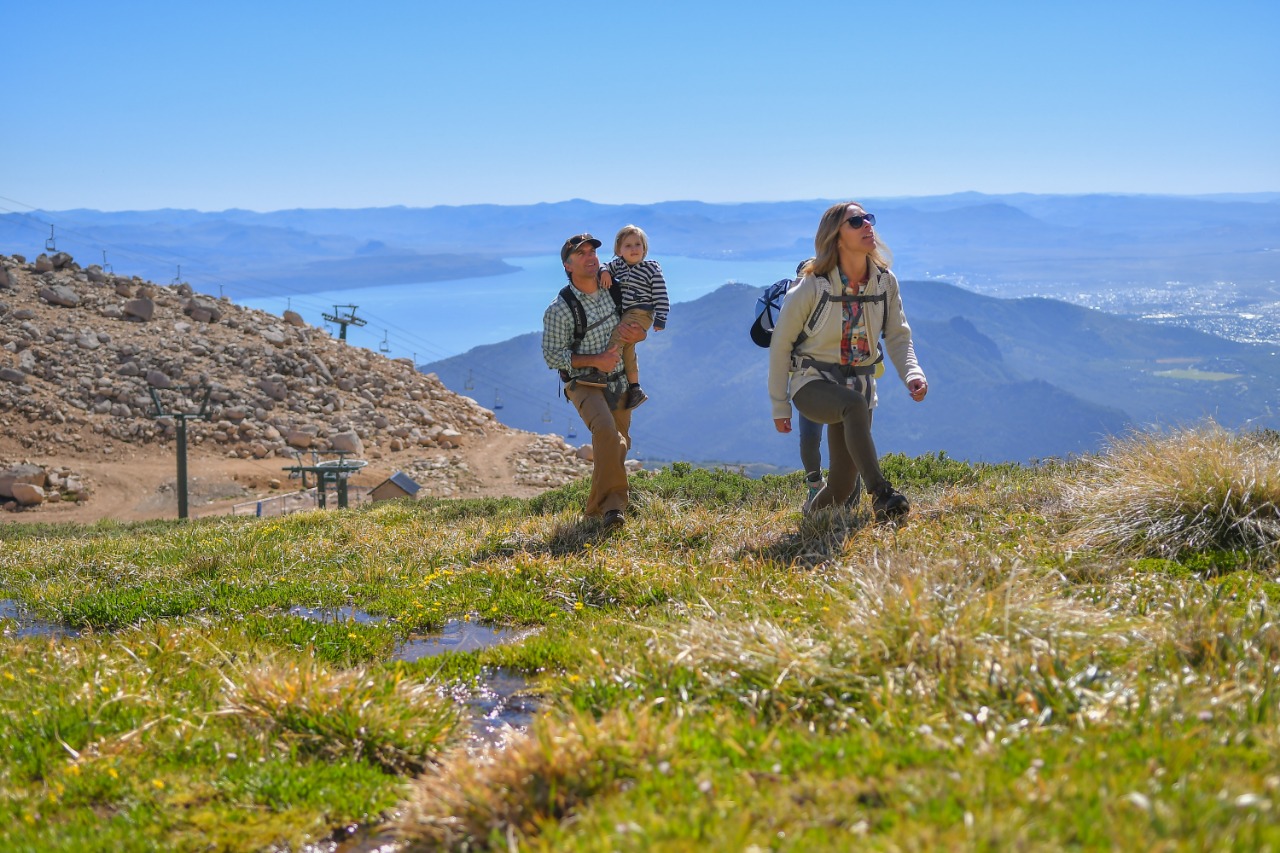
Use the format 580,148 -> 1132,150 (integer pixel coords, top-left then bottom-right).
792,379 -> 884,510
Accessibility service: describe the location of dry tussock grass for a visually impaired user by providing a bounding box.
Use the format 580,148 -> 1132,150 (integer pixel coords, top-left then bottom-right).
1064,422 -> 1280,558
220,657 -> 460,773
652,549 -> 1149,728
396,706 -> 674,850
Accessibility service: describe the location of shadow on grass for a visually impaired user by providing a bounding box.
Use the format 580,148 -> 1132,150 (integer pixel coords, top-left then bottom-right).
467,516 -> 629,563
741,508 -> 887,570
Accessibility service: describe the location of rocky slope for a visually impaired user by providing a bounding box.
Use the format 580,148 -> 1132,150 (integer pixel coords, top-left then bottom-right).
0,251 -> 595,516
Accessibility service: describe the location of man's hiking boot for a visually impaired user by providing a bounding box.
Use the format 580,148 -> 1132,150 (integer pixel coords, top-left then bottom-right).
872,484 -> 910,522
625,384 -> 648,410
602,509 -> 625,529
575,370 -> 609,388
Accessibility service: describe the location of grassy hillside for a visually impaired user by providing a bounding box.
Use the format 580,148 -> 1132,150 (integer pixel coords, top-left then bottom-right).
2,424 -> 1279,850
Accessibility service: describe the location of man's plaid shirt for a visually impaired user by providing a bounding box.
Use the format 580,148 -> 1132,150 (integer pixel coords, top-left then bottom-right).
541,284 -> 622,379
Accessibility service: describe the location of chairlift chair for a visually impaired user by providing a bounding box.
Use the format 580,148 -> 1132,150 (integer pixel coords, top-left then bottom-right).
464,369 -> 475,391
493,391 -> 504,410
566,421 -> 577,440
45,226 -> 56,252
101,250 -> 112,274
379,330 -> 390,353
541,405 -> 552,423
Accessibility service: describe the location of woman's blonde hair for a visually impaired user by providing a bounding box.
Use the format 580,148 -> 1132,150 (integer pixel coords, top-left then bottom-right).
801,201 -> 892,280
613,224 -> 649,258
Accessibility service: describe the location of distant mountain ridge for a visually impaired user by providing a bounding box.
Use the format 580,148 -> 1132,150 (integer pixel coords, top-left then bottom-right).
3,193 -> 1276,301
423,282 -> 1278,466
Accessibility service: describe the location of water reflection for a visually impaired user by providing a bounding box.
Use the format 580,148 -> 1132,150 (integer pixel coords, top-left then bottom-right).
286,605 -> 541,744
287,604 -> 386,625
0,598 -> 80,639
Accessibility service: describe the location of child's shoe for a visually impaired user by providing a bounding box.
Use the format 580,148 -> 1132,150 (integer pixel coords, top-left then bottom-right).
625,384 -> 649,409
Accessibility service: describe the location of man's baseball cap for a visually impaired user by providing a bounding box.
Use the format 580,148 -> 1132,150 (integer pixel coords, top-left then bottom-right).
560,233 -> 602,263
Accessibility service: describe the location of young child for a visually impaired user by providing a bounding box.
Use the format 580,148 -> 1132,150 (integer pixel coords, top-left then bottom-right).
598,224 -> 670,409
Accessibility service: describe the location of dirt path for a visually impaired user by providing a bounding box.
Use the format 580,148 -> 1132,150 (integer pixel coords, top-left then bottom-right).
2,430 -> 565,526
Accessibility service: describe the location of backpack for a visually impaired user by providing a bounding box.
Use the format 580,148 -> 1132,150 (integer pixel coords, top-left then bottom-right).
556,278 -> 624,382
749,277 -> 795,348
750,265 -> 889,378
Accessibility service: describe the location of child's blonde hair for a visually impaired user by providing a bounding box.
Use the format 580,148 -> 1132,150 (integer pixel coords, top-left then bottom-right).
613,224 -> 649,258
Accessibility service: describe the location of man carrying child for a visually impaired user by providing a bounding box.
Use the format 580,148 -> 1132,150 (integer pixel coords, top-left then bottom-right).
541,233 -> 648,528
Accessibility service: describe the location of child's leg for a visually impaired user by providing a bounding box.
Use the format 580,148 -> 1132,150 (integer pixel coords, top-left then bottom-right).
621,341 -> 638,384
616,308 -> 654,385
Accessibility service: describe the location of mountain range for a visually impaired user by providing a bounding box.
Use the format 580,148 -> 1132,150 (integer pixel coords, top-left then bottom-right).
4,192 -> 1277,466
4,193 -> 1277,300
423,281 -> 1278,466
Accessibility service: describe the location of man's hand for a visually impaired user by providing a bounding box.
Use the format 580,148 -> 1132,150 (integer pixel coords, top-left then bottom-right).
908,379 -> 928,402
616,321 -> 647,345
578,346 -> 620,372
774,417 -> 792,433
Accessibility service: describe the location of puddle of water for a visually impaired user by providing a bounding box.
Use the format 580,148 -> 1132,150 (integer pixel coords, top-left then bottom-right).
303,822 -> 403,853
286,605 -> 387,625
0,598 -> 80,639
394,622 -> 524,661
283,606 -> 534,664
284,605 -> 542,743
465,668 -> 541,748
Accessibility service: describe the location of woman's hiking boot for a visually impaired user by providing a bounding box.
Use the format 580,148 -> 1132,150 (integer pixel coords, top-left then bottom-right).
803,475 -> 824,513
872,484 -> 910,521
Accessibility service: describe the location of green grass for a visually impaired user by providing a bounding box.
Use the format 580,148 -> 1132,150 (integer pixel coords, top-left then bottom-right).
2,425 -> 1280,850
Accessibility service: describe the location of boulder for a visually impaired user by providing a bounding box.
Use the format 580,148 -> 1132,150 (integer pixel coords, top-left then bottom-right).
329,430 -> 364,456
39,285 -> 80,307
124,297 -> 155,321
257,377 -> 288,401
0,463 -> 46,499
10,483 -> 45,506
145,369 -> 172,389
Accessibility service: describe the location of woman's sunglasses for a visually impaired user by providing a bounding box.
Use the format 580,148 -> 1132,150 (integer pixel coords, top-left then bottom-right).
845,213 -> 876,228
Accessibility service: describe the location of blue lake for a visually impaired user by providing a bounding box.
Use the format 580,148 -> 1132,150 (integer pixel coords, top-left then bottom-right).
241,254 -> 794,362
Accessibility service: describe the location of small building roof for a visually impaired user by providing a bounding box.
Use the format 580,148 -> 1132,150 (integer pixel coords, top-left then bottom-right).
385,471 -> 421,495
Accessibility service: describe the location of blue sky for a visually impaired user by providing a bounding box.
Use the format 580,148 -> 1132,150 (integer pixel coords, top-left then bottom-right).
3,0 -> 1277,212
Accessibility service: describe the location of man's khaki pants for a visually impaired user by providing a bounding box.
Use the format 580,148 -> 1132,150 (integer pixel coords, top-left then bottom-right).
565,382 -> 633,517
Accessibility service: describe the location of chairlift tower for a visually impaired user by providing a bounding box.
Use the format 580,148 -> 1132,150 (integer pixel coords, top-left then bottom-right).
321,304 -> 368,341
149,386 -> 212,520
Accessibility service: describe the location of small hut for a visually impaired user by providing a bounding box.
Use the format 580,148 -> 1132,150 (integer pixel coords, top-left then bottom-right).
370,471 -> 422,503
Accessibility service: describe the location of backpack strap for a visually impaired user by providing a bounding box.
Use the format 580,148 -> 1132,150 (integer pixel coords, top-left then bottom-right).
556,282 -> 625,383
558,285 -> 589,350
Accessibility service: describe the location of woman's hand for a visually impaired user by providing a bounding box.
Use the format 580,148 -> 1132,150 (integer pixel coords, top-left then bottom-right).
774,417 -> 792,433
